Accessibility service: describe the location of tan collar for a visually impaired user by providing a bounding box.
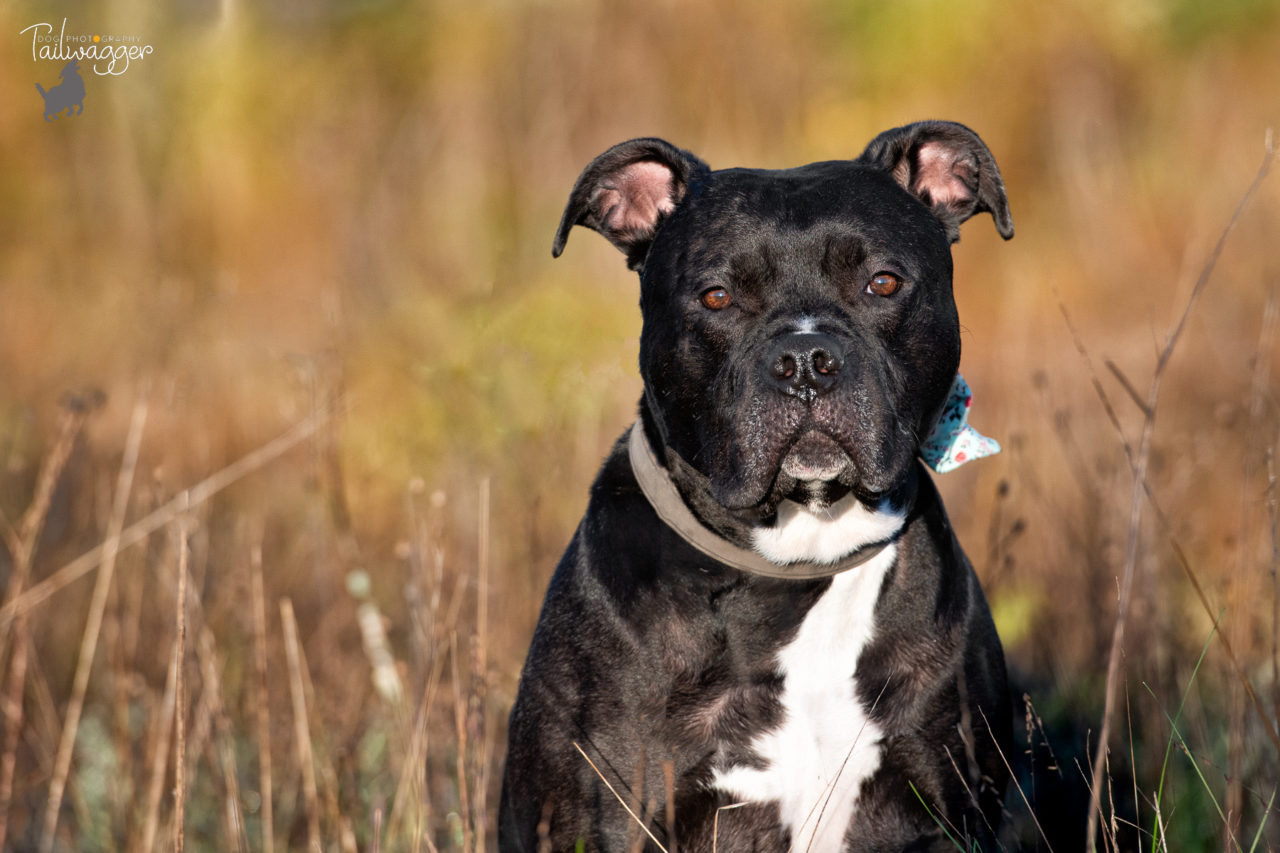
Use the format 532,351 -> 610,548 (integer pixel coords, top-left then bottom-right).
627,421 -> 897,580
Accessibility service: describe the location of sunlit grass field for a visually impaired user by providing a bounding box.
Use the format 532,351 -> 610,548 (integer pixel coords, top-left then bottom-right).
1,0 -> 1278,849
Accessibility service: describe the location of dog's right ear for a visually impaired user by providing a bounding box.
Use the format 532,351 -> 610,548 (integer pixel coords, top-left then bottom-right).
553,138 -> 709,271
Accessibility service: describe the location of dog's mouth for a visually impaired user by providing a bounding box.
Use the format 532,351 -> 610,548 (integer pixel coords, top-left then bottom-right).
779,429 -> 852,483
709,395 -> 910,513
770,426 -> 886,511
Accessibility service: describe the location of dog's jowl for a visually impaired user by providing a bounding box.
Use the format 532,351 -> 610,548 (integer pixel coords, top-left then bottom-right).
500,121 -> 1015,852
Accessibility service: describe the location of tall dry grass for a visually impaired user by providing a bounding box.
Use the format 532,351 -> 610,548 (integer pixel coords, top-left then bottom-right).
1,0 -> 1279,849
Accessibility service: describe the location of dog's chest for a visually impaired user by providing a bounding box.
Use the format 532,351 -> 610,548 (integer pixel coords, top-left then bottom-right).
710,546 -> 894,853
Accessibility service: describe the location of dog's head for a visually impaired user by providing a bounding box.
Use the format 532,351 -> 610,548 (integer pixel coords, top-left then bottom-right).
555,121 -> 1012,519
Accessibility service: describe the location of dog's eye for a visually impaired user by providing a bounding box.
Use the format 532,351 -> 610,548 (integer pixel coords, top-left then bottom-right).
701,288 -> 733,310
866,273 -> 902,297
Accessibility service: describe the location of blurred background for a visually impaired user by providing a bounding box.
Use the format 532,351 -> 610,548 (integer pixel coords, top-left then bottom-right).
1,0 -> 1278,849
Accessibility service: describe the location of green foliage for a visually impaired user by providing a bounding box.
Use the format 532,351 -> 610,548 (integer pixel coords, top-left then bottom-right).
1162,0 -> 1280,46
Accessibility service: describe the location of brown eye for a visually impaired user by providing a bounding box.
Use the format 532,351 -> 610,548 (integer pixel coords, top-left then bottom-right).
701,287 -> 732,310
867,273 -> 901,297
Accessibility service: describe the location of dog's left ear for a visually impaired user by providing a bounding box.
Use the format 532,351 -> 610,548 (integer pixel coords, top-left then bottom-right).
860,121 -> 1014,243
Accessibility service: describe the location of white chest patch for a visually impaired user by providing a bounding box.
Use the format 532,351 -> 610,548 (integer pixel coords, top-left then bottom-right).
752,492 -> 905,565
711,545 -> 895,853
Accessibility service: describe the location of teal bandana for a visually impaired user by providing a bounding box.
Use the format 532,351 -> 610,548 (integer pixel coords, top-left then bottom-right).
920,374 -> 1001,473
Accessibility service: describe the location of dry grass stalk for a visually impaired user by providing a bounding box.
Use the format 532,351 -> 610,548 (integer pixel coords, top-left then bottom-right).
0,399 -> 95,851
1124,685 -> 1139,853
390,506 -> 468,849
0,622 -> 30,853
18,634 -> 61,766
157,655 -> 226,853
174,501 -> 191,853
1168,540 -> 1280,753
112,495 -> 151,841
250,541 -> 276,853
1083,130 -> 1276,851
105,554 -> 137,840
451,639 -> 474,853
340,817 -> 359,853
711,802 -> 746,853
281,597 -> 323,853
986,707 -> 1055,851
473,477 -> 492,853
38,394 -> 146,852
1268,445 -> 1280,727
1152,794 -> 1170,853
424,500 -> 446,659
196,625 -> 249,852
1223,286 -> 1278,848
572,741 -> 668,853
1072,288 -> 1280,762
626,747 -> 647,853
0,407 -> 332,633
138,644 -> 179,853
180,663 -> 218,819
0,399 -> 94,609
388,631 -> 448,849
1104,749 -> 1118,853
292,625 -> 346,847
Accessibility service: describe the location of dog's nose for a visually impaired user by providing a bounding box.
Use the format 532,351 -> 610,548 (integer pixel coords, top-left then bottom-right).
764,333 -> 843,403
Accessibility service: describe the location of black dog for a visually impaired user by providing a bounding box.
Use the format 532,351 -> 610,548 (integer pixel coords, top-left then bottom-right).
500,121 -> 1014,852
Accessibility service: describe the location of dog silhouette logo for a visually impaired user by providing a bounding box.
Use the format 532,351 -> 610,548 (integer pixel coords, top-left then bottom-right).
35,59 -> 86,121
